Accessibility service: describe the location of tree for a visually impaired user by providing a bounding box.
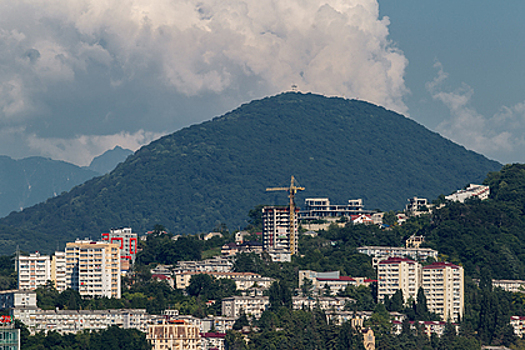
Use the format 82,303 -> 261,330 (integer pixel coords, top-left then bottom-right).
301,278 -> 314,297
415,287 -> 429,320
388,289 -> 404,312
382,211 -> 397,226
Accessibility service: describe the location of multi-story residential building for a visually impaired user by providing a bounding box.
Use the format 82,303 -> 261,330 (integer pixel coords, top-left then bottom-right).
262,206 -> 298,256
405,197 -> 429,213
146,319 -> 201,350
174,257 -> 233,274
298,270 -> 375,295
491,279 -> 525,293
357,246 -> 438,267
220,241 -> 263,257
445,184 -> 490,203
101,227 -> 138,270
17,252 -> 51,291
65,240 -> 121,298
51,252 -> 67,292
292,296 -> 354,312
377,257 -> 421,304
325,310 -> 406,326
298,198 -> 372,221
222,296 -> 270,319
392,320 -> 459,337
12,307 -> 153,335
201,332 -> 225,350
0,321 -> 19,350
174,271 -> 275,291
422,262 -> 464,322
0,290 -> 37,310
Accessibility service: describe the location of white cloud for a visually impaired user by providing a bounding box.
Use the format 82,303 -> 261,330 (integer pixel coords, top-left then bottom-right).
0,0 -> 409,164
427,62 -> 525,162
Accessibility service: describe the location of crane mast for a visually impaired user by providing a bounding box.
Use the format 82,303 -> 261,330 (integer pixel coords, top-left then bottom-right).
266,176 -> 305,255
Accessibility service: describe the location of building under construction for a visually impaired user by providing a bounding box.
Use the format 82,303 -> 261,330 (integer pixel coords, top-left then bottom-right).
262,206 -> 299,258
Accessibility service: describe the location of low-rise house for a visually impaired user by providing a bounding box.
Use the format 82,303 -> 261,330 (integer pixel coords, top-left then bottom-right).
151,274 -> 174,288
351,214 -> 374,225
204,232 -> 223,240
492,280 -> 525,293
325,310 -> 406,326
221,241 -> 263,257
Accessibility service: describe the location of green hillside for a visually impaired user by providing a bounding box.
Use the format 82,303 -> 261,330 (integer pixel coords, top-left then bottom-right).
0,92 -> 501,254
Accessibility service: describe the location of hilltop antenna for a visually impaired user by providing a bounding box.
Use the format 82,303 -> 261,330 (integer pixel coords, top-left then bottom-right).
291,84 -> 298,92
14,245 -> 19,273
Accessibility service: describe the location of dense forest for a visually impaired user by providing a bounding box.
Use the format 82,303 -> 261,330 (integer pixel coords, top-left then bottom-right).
0,92 -> 500,254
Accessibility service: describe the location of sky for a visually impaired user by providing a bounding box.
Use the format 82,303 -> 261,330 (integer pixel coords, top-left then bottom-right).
0,0 -> 523,166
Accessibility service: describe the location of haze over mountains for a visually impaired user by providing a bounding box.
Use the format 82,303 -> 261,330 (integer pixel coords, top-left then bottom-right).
0,146 -> 132,218
0,92 -> 501,254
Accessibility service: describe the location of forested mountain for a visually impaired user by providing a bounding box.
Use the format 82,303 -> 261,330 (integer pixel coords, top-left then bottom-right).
0,156 -> 99,218
86,146 -> 133,175
0,92 -> 500,254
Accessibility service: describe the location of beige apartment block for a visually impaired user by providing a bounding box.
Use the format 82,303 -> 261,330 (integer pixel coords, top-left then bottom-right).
175,271 -> 274,290
147,320 -> 201,350
65,240 -> 121,298
422,262 -> 464,322
221,296 -> 270,320
377,257 -> 421,304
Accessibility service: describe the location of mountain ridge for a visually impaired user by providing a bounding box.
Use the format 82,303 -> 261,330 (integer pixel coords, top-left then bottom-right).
0,92 -> 501,254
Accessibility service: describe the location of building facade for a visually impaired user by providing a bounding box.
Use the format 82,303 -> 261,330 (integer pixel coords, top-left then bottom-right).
377,257 -> 421,304
51,252 -> 67,292
0,290 -> 37,310
262,206 -> 298,256
65,240 -> 121,298
445,184 -> 490,203
17,252 -> 51,291
101,227 -> 138,270
175,271 -> 274,291
146,320 -> 201,350
357,246 -> 438,267
12,307 -> 152,335
422,262 -> 464,322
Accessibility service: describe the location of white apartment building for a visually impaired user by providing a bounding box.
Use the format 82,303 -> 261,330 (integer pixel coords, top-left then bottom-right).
0,290 -> 37,309
221,296 -> 270,319
405,197 -> 429,213
12,307 -> 153,335
492,279 -> 525,293
147,320 -> 201,350
422,262 -> 464,322
377,257 -> 421,304
51,252 -> 67,292
511,316 -> 525,337
357,246 -> 438,267
174,257 -> 233,274
17,252 -> 51,291
262,206 -> 298,256
101,227 -> 138,270
298,270 -> 375,296
292,296 -> 354,312
445,184 -> 490,203
65,240 -> 121,298
175,271 -> 274,291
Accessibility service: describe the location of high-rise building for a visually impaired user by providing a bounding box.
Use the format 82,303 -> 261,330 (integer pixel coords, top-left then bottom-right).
65,240 -> 121,298
262,206 -> 298,255
17,252 -> 51,291
101,227 -> 138,270
422,262 -> 464,322
51,252 -> 67,292
377,257 -> 421,304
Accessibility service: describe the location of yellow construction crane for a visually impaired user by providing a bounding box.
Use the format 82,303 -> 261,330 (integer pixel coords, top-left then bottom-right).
266,176 -> 305,255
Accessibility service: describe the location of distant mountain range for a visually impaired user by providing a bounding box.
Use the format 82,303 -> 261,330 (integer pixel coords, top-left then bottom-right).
0,146 -> 132,218
0,92 -> 501,254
